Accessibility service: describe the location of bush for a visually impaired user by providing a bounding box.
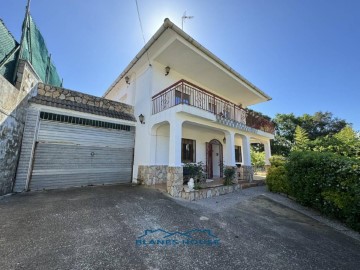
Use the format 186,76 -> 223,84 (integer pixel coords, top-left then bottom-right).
223,167 -> 236,186
286,151 -> 360,231
266,155 -> 289,194
183,162 -> 205,189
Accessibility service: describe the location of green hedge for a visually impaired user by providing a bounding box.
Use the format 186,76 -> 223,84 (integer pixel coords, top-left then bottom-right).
266,151 -> 360,231
266,156 -> 289,194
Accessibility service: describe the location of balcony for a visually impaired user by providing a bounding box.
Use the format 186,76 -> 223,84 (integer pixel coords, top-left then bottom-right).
152,79 -> 275,134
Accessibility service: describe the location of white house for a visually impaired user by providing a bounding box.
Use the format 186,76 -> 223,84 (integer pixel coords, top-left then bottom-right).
103,18 -> 274,194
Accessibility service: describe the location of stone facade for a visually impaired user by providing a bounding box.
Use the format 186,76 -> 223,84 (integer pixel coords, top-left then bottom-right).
239,165 -> 254,182
0,60 -> 39,195
14,60 -> 40,93
36,83 -> 134,115
225,166 -> 238,184
166,167 -> 183,197
138,165 -> 184,198
181,184 -> 240,201
137,165 -> 168,185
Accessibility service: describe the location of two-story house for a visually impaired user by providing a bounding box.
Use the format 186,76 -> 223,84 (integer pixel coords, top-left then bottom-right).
103,18 -> 274,196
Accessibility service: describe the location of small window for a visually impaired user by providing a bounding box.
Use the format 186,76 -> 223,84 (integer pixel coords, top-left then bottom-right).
182,138 -> 196,163
235,146 -> 242,163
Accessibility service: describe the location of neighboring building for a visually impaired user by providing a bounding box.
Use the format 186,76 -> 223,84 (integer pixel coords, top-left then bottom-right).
104,18 -> 274,196
1,13 -> 136,194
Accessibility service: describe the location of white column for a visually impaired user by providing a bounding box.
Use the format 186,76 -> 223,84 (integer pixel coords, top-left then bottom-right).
264,140 -> 272,165
224,131 -> 235,166
169,118 -> 183,166
241,135 -> 251,166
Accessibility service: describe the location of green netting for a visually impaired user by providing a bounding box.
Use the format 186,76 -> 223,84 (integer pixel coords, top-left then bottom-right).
0,19 -> 19,82
20,15 -> 62,86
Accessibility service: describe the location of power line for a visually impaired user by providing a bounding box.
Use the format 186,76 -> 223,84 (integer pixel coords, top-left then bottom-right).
134,0 -> 151,66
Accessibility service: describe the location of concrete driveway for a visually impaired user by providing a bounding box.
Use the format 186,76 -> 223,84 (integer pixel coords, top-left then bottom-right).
0,185 -> 359,270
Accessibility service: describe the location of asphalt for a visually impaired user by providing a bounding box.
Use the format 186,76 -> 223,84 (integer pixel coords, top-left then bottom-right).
0,185 -> 359,270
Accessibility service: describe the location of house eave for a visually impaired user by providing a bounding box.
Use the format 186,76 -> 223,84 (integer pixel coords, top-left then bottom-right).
103,18 -> 272,102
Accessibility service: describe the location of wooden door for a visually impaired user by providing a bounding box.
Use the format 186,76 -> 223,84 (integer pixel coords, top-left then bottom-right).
206,142 -> 213,179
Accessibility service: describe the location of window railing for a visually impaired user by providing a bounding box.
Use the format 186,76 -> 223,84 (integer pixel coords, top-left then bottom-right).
152,79 -> 275,134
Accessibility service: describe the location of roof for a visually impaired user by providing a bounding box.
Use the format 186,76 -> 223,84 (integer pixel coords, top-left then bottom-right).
30,95 -> 136,122
103,18 -> 271,101
0,19 -> 19,82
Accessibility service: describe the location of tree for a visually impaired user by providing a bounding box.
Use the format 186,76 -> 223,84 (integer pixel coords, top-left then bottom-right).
312,126 -> 360,158
292,126 -> 310,151
272,111 -> 350,156
250,146 -> 265,168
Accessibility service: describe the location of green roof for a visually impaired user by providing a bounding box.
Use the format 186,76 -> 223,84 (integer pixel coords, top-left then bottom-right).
0,19 -> 19,82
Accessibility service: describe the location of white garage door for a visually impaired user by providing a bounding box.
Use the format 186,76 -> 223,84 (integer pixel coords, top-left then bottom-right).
28,112 -> 135,190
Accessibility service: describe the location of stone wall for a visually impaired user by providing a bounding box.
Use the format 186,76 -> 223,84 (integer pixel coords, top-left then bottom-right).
166,167 -> 183,197
137,165 -> 184,198
137,165 -> 168,185
37,83 -> 134,115
239,165 -> 254,182
181,184 -> 240,201
0,61 -> 39,195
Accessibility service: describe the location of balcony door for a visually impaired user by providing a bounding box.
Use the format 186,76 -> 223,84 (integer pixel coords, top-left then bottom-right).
175,90 -> 190,105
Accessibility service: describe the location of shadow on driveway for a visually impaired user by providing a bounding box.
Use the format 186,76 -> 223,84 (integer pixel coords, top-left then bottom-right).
0,185 -> 359,270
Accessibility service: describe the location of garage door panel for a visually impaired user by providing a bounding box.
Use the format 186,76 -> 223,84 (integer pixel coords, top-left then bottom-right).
29,119 -> 134,190
32,144 -> 133,166
30,172 -> 131,190
38,121 -> 134,147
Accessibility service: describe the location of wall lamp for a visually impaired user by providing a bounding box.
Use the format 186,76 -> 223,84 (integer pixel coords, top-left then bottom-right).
125,76 -> 130,85
165,66 -> 170,76
138,114 -> 145,124
223,137 -> 226,144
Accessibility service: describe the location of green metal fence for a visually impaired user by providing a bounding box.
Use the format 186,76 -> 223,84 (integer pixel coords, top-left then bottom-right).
20,15 -> 62,86
0,14 -> 62,87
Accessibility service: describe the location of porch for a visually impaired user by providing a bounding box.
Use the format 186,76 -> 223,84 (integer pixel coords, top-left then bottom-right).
137,119 -> 271,200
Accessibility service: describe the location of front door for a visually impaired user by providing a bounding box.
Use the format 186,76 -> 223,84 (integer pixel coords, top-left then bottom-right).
206,139 -> 223,179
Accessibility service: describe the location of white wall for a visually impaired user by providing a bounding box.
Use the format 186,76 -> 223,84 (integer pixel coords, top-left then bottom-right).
155,124 -> 170,165
182,125 -> 221,164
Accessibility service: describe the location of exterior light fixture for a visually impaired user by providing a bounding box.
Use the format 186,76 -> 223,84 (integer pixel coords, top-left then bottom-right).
125,76 -> 130,84
165,66 -> 170,76
138,114 -> 145,124
223,137 -> 226,144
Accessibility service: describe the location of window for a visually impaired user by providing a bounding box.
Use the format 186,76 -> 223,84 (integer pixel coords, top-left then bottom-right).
39,112 -> 131,131
235,146 -> 242,163
182,139 -> 196,163
175,90 -> 190,105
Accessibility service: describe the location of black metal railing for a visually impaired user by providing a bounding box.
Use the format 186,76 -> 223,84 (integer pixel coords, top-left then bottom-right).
152,79 -> 246,124
151,79 -> 275,134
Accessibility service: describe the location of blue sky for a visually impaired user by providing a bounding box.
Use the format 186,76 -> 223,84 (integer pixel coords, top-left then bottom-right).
1,0 -> 359,130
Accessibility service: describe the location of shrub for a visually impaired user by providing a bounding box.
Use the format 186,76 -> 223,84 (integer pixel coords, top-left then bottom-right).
286,151 -> 360,231
183,162 -> 205,189
266,155 -> 289,194
223,166 -> 236,186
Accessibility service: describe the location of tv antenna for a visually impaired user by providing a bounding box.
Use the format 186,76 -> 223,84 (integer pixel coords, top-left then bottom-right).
181,11 -> 194,30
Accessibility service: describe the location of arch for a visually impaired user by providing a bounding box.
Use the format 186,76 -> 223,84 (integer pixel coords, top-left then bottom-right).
206,139 -> 223,178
